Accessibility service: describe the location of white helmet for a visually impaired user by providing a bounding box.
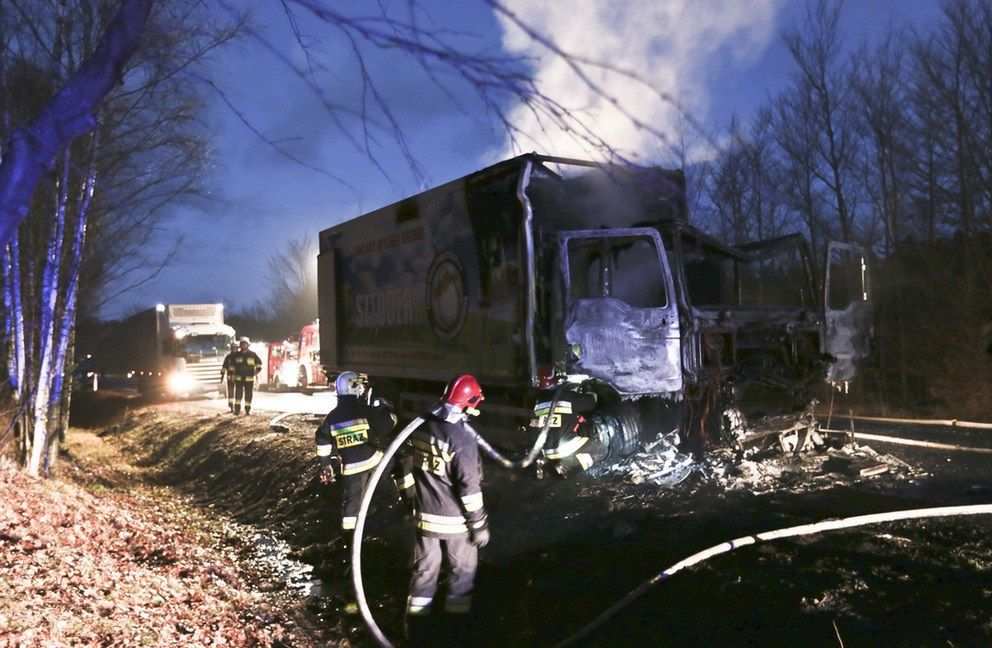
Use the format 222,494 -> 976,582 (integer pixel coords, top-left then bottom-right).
335,371 -> 366,396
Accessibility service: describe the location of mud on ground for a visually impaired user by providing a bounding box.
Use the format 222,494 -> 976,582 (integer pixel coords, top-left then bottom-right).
69,392 -> 992,647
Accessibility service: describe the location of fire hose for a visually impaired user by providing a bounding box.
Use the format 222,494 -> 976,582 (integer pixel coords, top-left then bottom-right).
551,503 -> 992,647
352,416 -> 425,648
352,410 -> 992,647
469,384 -> 565,470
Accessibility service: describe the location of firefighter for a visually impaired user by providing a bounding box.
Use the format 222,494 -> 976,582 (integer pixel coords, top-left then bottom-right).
220,341 -> 239,412
531,365 -> 605,478
231,338 -> 262,415
401,374 -> 489,644
314,371 -> 412,534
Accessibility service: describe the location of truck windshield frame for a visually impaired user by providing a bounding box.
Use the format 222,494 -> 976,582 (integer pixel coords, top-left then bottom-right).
679,234 -> 815,310
180,334 -> 233,358
564,233 -> 669,309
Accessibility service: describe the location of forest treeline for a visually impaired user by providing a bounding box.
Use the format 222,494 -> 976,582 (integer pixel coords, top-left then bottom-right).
693,0 -> 992,417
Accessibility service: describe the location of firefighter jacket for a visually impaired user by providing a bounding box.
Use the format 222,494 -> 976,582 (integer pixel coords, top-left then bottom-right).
402,403 -> 487,539
315,394 -> 396,477
531,387 -> 598,461
230,350 -> 262,382
221,351 -> 237,381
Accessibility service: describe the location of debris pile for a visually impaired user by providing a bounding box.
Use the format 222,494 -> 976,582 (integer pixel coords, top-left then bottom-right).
607,427 -> 920,494
604,431 -> 697,487
704,441 -> 919,494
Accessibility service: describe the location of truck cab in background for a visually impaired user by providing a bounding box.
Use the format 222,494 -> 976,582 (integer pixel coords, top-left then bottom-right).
264,339 -> 298,391
100,303 -> 234,397
260,323 -> 328,392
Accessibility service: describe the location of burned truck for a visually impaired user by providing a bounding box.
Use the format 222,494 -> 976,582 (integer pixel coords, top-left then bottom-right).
316,154 -> 871,456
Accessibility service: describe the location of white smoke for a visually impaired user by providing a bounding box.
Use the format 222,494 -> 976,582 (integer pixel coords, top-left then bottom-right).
493,0 -> 785,163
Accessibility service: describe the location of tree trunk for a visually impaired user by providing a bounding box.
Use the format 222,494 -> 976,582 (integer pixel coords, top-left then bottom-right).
0,0 -> 151,248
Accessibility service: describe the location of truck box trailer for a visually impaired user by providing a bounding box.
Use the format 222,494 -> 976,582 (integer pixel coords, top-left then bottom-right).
317,154 -> 872,455
101,303 -> 235,396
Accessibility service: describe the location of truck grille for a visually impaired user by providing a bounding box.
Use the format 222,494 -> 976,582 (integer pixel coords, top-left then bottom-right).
185,358 -> 223,386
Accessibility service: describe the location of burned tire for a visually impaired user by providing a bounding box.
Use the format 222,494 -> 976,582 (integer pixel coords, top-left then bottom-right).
588,401 -> 641,462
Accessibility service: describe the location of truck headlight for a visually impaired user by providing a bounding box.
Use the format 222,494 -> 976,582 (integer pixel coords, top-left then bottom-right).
167,371 -> 195,394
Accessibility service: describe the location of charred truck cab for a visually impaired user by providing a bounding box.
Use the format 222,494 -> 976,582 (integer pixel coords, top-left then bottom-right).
317,154 -> 872,458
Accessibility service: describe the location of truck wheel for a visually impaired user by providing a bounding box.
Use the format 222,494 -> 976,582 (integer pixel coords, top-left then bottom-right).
588,400 -> 641,461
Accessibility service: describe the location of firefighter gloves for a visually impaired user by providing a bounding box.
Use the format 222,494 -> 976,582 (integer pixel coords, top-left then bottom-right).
469,522 -> 490,548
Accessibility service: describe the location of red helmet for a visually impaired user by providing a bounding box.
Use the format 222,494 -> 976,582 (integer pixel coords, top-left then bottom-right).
444,374 -> 483,410
537,364 -> 558,390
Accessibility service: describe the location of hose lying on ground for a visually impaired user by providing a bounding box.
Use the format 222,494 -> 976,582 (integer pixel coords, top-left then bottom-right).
354,410 -> 992,647
832,413 -> 992,430
352,416 -> 426,648
552,503 -> 992,647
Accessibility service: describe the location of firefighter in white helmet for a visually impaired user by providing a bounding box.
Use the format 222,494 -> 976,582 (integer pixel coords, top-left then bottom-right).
314,371 -> 412,535
230,338 -> 262,415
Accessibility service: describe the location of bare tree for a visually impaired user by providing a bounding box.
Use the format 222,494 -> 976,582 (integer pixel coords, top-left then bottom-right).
783,0 -> 860,243
264,234 -> 318,327
0,0 -> 151,249
1,0 -> 238,474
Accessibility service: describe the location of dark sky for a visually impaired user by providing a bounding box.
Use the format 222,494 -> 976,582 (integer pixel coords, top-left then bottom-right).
104,0 -> 945,320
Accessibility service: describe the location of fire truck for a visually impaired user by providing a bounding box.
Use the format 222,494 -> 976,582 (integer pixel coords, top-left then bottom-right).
295,320 -> 328,390
264,338 -> 298,391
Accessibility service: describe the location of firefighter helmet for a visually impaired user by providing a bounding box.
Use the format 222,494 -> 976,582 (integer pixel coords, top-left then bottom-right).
335,371 -> 366,396
537,364 -> 559,390
444,374 -> 483,410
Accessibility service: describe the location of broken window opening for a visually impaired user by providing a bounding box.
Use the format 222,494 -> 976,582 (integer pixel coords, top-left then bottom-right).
827,251 -> 868,310
567,236 -> 668,309
683,240 -> 812,309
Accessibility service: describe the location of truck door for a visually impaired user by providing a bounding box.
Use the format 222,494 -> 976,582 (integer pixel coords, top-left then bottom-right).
822,241 -> 873,383
559,228 -> 682,395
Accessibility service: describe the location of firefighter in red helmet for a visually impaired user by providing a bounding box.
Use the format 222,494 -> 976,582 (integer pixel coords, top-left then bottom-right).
397,374 -> 489,644
531,364 -> 606,478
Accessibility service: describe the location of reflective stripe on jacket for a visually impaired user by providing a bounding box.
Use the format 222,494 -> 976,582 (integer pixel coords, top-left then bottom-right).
231,350 -> 262,380
315,395 -> 394,476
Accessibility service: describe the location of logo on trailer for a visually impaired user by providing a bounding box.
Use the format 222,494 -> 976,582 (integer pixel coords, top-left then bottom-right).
426,251 -> 468,340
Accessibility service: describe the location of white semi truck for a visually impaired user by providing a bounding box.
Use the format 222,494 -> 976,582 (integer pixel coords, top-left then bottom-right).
103,303 -> 235,396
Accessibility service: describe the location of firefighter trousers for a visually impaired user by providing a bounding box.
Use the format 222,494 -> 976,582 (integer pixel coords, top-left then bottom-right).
226,380 -> 236,410
339,459 -> 413,531
554,437 -> 608,476
233,379 -> 254,413
340,469 -> 375,531
407,534 -> 477,616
